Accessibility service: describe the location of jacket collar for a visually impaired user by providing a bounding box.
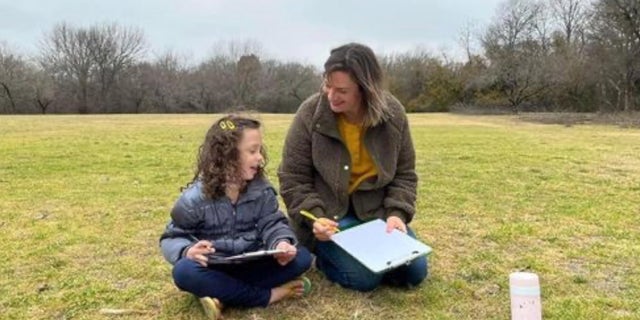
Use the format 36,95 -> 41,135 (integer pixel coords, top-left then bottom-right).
236,177 -> 271,205
195,177 -> 271,205
312,94 -> 343,140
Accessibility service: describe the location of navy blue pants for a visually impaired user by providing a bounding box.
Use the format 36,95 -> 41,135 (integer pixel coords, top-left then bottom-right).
172,246 -> 312,308
315,215 -> 428,292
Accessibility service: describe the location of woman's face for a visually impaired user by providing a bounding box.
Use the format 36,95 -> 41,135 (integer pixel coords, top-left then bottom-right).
323,71 -> 363,117
237,128 -> 263,181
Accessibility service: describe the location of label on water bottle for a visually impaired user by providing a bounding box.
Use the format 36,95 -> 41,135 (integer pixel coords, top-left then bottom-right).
509,272 -> 542,320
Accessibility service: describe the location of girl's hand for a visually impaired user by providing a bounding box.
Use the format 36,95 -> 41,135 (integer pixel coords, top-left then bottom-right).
312,218 -> 339,241
385,216 -> 407,233
274,241 -> 297,266
185,240 -> 214,267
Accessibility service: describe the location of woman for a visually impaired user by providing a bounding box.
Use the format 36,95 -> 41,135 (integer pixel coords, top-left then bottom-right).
278,43 -> 428,292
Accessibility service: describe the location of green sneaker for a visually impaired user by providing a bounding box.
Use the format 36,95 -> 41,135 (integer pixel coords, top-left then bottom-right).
300,276 -> 312,296
199,296 -> 222,320
281,276 -> 312,298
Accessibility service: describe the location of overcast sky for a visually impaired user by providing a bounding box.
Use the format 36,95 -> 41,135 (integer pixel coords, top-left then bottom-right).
0,0 -> 504,67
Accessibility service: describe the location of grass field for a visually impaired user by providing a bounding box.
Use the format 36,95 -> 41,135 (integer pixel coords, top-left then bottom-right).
1,113 -> 639,320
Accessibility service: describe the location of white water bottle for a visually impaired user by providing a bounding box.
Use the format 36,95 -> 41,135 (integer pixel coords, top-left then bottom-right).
509,272 -> 542,320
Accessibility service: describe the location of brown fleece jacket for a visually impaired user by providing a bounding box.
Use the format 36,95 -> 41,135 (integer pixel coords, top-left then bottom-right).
277,92 -> 418,249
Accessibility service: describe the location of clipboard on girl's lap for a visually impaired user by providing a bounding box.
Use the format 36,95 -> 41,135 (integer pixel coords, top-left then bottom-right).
206,249 -> 286,265
330,219 -> 432,274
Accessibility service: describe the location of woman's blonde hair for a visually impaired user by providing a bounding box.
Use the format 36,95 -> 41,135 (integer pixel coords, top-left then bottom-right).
323,42 -> 390,127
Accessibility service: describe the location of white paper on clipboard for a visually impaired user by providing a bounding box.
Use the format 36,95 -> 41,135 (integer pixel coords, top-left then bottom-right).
330,219 -> 432,273
223,249 -> 286,261
207,249 -> 286,265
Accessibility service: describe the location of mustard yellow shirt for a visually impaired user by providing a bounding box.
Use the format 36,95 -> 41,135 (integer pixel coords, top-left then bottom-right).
337,114 -> 378,194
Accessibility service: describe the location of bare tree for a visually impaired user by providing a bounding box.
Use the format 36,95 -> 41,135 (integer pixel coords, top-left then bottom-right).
147,51 -> 190,112
486,0 -> 541,50
550,0 -> 589,46
380,48 -> 435,109
0,55 -> 19,112
533,4 -> 553,52
234,54 -> 261,108
540,0 -> 595,111
88,24 -> 146,112
207,39 -> 264,62
257,60 -> 320,112
589,0 -> 640,111
459,20 -> 480,63
0,44 -> 38,114
275,62 -> 318,103
39,22 -> 147,113
0,45 -> 22,112
191,55 -> 235,112
481,0 -> 550,112
31,69 -> 55,114
40,23 -> 93,113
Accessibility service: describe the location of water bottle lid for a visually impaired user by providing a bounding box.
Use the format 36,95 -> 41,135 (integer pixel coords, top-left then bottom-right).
510,272 -> 539,282
510,272 -> 540,296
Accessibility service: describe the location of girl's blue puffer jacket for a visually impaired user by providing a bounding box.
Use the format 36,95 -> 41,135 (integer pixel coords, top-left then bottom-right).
159,177 -> 297,265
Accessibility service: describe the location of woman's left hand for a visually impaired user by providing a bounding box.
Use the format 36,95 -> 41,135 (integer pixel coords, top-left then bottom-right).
385,216 -> 407,233
274,241 -> 297,266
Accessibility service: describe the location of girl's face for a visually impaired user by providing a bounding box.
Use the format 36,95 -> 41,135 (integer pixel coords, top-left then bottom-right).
322,70 -> 363,118
237,128 -> 263,181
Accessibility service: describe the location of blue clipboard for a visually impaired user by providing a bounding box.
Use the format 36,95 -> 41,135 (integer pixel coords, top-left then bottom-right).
330,219 -> 432,273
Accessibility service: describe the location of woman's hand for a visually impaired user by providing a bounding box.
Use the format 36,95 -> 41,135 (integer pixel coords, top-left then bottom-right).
185,240 -> 214,267
312,218 -> 339,241
385,216 -> 407,233
274,241 -> 297,266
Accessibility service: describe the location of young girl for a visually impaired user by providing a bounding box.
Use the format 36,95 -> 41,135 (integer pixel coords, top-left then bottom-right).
160,115 -> 312,319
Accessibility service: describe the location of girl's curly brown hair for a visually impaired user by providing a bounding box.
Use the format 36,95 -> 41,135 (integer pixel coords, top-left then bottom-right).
188,115 -> 267,199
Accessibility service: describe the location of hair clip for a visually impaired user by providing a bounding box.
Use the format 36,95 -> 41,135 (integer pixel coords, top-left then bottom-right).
219,120 -> 236,130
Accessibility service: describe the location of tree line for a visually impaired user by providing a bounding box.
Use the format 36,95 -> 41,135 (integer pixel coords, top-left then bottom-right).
0,0 -> 638,115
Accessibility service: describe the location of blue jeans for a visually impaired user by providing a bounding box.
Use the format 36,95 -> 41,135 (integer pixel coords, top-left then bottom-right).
172,246 -> 312,308
315,216 -> 428,292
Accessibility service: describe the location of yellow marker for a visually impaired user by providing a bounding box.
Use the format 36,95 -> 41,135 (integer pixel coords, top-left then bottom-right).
300,210 -> 340,232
